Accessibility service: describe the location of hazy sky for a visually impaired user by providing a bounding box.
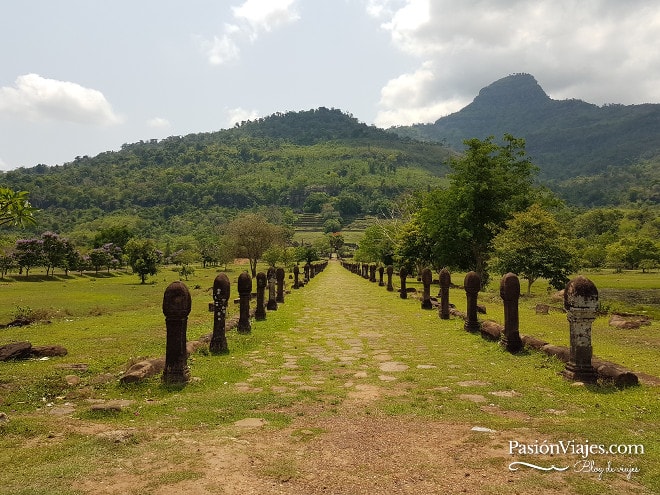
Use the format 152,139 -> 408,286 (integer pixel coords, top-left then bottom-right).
2,0 -> 659,171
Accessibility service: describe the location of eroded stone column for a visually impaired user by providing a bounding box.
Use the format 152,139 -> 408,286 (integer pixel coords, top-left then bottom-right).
399,267 -> 408,299
500,273 -> 523,353
276,267 -> 285,303
464,271 -> 481,333
237,272 -> 252,334
439,268 -> 451,320
162,281 -> 192,384
421,268 -> 433,310
378,266 -> 385,286
255,272 -> 267,321
293,264 -> 300,289
210,273 -> 230,354
562,276 -> 598,383
386,265 -> 394,291
267,267 -> 278,311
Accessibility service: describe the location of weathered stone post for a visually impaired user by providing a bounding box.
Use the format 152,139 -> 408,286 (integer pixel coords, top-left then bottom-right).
162,281 -> 192,384
386,265 -> 394,291
304,262 -> 311,283
399,267 -> 408,299
276,267 -> 285,303
255,272 -> 267,321
500,273 -> 523,353
237,272 -> 252,334
293,264 -> 300,289
464,271 -> 481,333
369,264 -> 377,282
378,266 -> 385,287
210,273 -> 230,354
562,276 -> 599,383
267,267 -> 278,311
421,268 -> 433,309
439,268 -> 451,320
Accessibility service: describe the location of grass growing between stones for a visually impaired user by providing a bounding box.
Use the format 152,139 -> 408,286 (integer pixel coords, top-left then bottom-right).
0,262 -> 658,494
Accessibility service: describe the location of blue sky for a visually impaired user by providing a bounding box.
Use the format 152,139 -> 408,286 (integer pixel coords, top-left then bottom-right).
2,0 -> 660,170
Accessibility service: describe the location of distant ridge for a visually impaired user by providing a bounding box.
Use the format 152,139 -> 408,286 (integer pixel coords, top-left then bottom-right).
391,73 -> 660,185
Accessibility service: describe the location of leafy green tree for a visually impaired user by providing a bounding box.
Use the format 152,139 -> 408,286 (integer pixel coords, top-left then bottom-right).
89,247 -> 114,275
419,134 -> 540,285
490,204 -> 578,293
295,245 -> 314,264
303,192 -> 331,213
227,213 -> 286,276
124,238 -> 162,283
355,223 -> 396,265
41,232 -> 69,276
334,192 -> 363,216
323,218 -> 342,233
395,213 -> 435,273
606,236 -> 660,271
13,238 -> 45,277
0,187 -> 38,228
328,232 -> 345,254
93,225 -> 133,249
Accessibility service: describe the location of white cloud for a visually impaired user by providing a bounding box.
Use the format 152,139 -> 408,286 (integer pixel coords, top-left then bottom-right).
147,117 -> 171,129
232,0 -> 300,39
200,0 -> 300,65
226,107 -> 260,127
0,74 -> 122,125
369,0 -> 660,125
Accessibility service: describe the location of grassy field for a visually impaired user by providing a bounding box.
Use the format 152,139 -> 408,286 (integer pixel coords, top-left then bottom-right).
0,262 -> 658,494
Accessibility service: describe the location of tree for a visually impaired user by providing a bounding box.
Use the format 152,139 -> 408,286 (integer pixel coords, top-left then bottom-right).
0,187 -> 38,228
490,204 -> 577,293
13,238 -> 45,277
419,135 -> 540,285
41,232 -> 68,276
226,213 -> 286,276
124,238 -> 162,283
93,225 -> 133,249
328,232 -> 345,253
355,223 -> 396,265
89,247 -> 114,275
395,213 -> 435,273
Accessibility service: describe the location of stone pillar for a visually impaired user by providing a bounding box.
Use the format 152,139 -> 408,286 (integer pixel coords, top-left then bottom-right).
562,276 -> 598,383
439,268 -> 451,320
293,264 -> 300,289
267,267 -> 278,311
421,268 -> 433,309
276,267 -> 285,303
369,264 -> 377,282
237,272 -> 252,334
386,265 -> 394,291
255,272 -> 267,321
304,262 -> 311,282
378,266 -> 384,287
464,271 -> 481,333
162,281 -> 192,384
500,273 -> 523,353
399,267 -> 408,299
210,273 -> 230,354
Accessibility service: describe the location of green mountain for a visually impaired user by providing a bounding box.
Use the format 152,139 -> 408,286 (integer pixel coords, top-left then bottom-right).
1,108 -> 451,239
391,73 -> 660,206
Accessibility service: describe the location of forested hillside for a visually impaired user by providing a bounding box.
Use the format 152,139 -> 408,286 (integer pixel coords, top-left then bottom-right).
392,73 -> 660,207
1,108 -> 451,240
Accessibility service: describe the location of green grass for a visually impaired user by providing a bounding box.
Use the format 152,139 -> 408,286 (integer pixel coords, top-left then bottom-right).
0,261 -> 658,494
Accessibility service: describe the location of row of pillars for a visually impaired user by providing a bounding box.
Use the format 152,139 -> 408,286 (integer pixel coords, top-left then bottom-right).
162,262 -> 328,385
341,261 -> 601,384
